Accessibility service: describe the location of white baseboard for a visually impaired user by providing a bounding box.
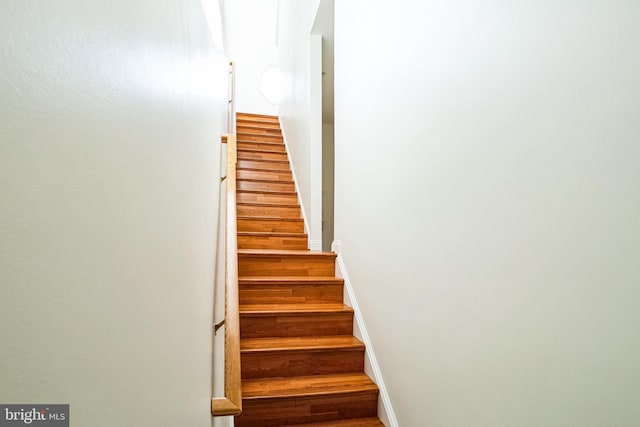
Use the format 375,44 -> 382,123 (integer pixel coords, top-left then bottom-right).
332,241 -> 399,427
278,117 -> 312,247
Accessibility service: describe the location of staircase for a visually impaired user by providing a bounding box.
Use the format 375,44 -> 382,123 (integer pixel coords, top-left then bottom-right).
234,112 -> 384,427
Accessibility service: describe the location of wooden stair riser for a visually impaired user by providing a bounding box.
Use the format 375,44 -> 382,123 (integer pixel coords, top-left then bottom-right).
239,282 -> 344,305
236,392 -> 379,427
237,218 -> 304,233
241,348 -> 365,379
238,150 -> 289,161
238,141 -> 286,152
237,180 -> 295,192
238,234 -> 308,250
237,126 -> 282,136
238,169 -> 292,181
238,159 -> 290,171
237,191 -> 298,205
237,133 -> 284,143
238,253 -> 336,277
240,312 -> 354,338
237,119 -> 281,129
237,204 -> 301,219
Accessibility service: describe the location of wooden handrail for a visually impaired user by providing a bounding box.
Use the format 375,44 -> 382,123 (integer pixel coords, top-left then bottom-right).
211,133 -> 242,416
212,61 -> 240,417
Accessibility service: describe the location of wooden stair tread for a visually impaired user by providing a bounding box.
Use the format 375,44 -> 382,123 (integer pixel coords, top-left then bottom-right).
237,140 -> 284,147
237,201 -> 300,207
237,205 -> 302,219
238,215 -> 301,220
237,170 -> 292,178
236,128 -> 280,133
237,126 -> 282,133
238,157 -> 289,164
240,276 -> 343,284
239,249 -> 335,257
237,132 -> 283,139
237,216 -> 303,222
237,167 -> 291,174
238,231 -> 307,237
237,178 -> 294,185
238,145 -> 285,153
237,204 -> 300,210
241,373 -> 377,400
240,303 -> 352,314
241,336 -> 364,353
237,121 -> 281,127
238,189 -> 297,196
238,148 -> 286,155
237,137 -> 283,142
275,418 -> 384,427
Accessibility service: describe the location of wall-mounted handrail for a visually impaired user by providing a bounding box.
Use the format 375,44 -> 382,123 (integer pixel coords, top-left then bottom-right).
211,133 -> 241,417
211,61 -> 241,417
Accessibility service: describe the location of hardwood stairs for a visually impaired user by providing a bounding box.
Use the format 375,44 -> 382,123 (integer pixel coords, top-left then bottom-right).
234,112 -> 384,427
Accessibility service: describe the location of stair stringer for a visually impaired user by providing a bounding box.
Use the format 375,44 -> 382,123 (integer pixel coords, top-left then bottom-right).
279,117 -> 322,251
332,241 -> 399,427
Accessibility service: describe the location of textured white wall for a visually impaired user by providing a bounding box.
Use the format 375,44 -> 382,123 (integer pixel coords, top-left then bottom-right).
0,1 -> 228,425
334,1 -> 640,426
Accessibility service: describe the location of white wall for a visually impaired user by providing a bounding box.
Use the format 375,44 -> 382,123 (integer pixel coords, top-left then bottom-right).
233,61 -> 279,116
0,1 -> 228,426
334,1 -> 640,426
223,0 -> 279,116
278,0 -> 322,248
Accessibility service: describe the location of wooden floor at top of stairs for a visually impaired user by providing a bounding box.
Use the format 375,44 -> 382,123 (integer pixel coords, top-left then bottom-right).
241,373 -> 377,400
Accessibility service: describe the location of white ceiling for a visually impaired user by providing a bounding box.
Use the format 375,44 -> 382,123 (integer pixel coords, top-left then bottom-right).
223,0 -> 279,62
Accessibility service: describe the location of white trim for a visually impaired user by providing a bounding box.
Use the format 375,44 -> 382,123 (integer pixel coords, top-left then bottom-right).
308,34 -> 324,252
332,241 -> 399,427
279,117 -> 312,246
